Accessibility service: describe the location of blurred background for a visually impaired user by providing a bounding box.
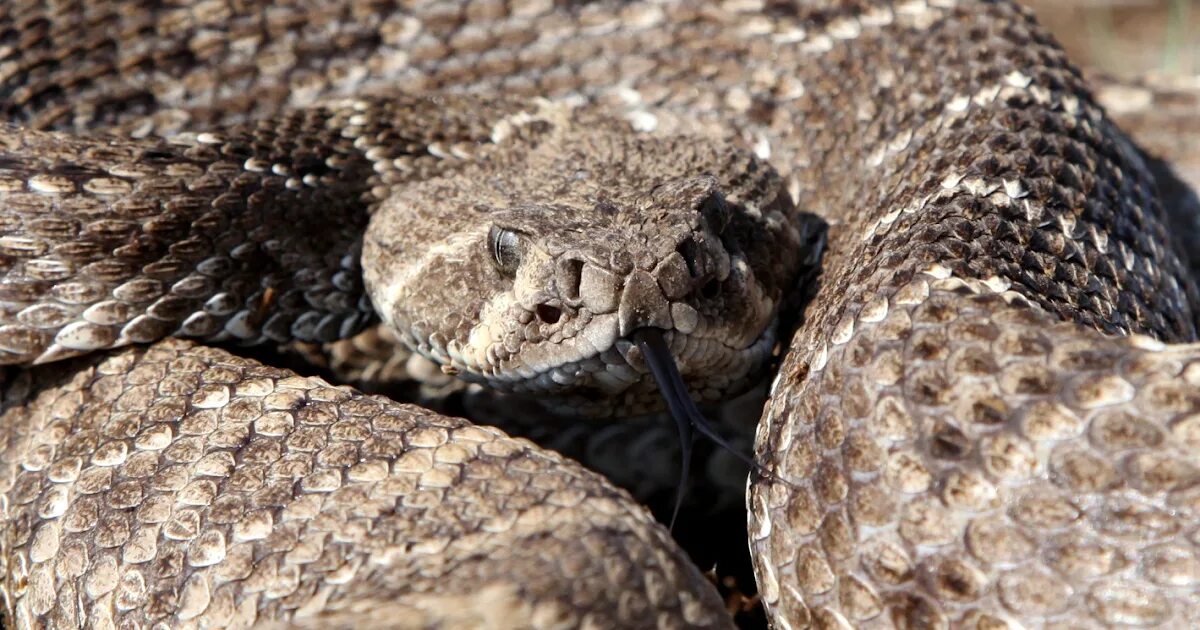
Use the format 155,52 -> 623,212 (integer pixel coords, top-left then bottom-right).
1022,0 -> 1197,79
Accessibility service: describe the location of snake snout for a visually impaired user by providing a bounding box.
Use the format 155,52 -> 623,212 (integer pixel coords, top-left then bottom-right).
618,269 -> 673,337
612,238 -> 733,338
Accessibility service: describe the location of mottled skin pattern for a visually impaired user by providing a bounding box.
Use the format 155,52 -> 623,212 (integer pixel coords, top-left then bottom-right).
0,2 -> 1199,630
363,101 -> 806,416
3,341 -> 726,629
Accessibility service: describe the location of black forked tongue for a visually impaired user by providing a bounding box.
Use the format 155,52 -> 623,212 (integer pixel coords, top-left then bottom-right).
632,328 -> 765,531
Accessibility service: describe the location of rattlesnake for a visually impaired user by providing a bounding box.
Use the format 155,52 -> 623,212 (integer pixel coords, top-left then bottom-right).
3,1 -> 1200,628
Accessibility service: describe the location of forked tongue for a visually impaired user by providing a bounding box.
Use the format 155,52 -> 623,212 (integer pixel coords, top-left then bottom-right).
632,328 -> 764,531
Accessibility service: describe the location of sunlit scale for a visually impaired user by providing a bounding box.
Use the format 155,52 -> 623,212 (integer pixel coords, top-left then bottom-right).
363,101 -> 804,423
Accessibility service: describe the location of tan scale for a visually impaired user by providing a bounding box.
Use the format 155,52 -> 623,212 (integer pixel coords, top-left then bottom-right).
1,1 -> 1200,629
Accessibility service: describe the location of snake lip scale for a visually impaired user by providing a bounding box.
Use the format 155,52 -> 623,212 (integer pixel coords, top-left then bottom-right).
3,1 -> 1200,629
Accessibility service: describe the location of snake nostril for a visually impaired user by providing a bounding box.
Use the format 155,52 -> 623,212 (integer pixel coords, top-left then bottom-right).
699,278 -> 721,300
559,258 -> 584,301
676,237 -> 701,277
535,303 -> 562,324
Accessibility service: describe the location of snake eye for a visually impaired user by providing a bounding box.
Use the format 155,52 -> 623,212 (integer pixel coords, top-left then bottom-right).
488,225 -> 522,276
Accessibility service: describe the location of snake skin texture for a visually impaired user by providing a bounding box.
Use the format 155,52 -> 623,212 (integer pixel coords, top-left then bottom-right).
1092,75 -> 1200,286
3,339 -> 728,629
2,0 -> 1200,628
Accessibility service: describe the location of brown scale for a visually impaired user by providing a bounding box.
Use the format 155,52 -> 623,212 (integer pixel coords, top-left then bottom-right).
1,1 -> 1200,629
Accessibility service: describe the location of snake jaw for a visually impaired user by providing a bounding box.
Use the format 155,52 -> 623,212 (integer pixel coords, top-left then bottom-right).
388,207 -> 787,414
389,224 -> 786,416
424,225 -> 782,412
444,308 -> 779,418
362,118 -> 804,416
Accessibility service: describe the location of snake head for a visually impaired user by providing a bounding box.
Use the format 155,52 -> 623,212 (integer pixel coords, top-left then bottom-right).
362,124 -> 806,416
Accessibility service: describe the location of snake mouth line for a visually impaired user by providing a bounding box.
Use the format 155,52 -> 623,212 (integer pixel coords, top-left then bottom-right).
467,323 -> 777,410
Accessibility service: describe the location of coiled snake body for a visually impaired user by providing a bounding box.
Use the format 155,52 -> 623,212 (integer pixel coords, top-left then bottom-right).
2,1 -> 1200,628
